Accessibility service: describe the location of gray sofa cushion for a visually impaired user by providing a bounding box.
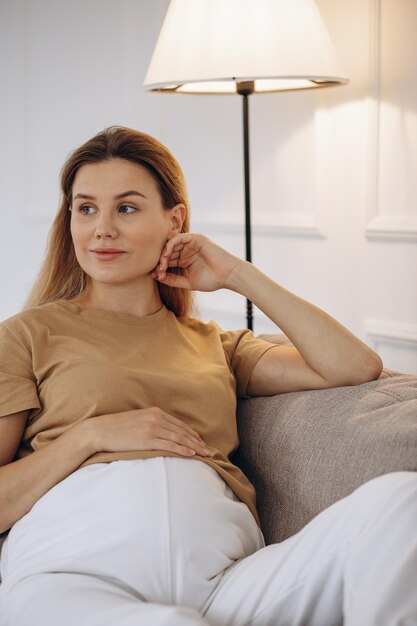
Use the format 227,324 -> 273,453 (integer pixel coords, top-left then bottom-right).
234,364 -> 417,545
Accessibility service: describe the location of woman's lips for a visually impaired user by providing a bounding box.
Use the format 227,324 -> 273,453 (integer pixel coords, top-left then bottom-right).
91,251 -> 126,260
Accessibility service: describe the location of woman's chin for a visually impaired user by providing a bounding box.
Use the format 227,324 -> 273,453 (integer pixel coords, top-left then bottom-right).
87,272 -> 156,288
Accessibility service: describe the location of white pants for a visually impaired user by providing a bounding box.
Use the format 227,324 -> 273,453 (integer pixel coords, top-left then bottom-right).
0,458 -> 416,626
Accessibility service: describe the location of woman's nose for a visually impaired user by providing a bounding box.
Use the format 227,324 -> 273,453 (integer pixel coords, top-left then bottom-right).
95,214 -> 118,238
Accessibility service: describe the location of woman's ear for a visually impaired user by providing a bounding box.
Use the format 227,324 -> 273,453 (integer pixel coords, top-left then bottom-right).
169,203 -> 186,234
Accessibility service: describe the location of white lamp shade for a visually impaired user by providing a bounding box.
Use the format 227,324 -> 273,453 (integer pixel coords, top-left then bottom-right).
144,0 -> 349,94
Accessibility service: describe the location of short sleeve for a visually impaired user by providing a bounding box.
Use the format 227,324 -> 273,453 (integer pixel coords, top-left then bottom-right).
0,323 -> 41,418
219,327 -> 279,398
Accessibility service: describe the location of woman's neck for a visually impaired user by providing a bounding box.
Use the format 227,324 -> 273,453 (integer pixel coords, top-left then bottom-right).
71,282 -> 163,318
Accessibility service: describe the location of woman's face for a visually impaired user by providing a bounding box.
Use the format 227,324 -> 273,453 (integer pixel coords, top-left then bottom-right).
70,158 -> 183,288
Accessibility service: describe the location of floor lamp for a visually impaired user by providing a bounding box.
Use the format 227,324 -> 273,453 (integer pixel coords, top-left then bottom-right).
143,0 -> 348,331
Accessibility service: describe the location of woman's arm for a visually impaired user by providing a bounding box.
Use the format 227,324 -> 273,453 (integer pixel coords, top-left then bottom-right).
225,260 -> 383,394
154,233 -> 383,395
0,407 -> 210,533
0,414 -> 94,533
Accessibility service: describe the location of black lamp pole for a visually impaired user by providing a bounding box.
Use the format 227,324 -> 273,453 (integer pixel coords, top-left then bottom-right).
237,81 -> 255,331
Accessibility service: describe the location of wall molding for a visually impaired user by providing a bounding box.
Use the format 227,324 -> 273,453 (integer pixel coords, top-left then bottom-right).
366,0 -> 417,243
193,212 -> 325,238
365,215 -> 417,242
365,319 -> 417,349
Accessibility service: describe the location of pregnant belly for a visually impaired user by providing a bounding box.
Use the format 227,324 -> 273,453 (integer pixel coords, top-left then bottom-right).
0,457 -> 263,606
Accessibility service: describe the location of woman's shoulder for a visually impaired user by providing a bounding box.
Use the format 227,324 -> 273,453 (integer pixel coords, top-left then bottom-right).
0,300 -> 65,335
176,315 -> 253,352
176,313 -> 223,337
177,314 -> 251,339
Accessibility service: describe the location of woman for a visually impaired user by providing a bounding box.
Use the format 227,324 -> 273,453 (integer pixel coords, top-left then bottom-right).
0,126 -> 415,626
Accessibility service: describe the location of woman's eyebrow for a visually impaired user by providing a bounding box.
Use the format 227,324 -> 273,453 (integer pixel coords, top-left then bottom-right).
73,190 -> 147,201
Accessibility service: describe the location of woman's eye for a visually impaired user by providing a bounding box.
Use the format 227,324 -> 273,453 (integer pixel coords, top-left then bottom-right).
78,205 -> 96,215
118,205 -> 137,214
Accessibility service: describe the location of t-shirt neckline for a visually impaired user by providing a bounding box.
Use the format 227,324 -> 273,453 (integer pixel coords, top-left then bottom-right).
54,299 -> 170,327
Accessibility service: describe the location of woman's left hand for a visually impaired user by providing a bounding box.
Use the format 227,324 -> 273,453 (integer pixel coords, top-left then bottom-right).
151,233 -> 241,292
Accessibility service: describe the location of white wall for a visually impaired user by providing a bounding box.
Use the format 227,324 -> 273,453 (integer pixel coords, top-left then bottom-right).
1,0 -> 416,374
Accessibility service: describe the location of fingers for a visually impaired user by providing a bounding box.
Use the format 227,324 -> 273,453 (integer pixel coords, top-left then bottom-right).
150,254 -> 177,281
152,251 -> 180,277
163,233 -> 196,258
94,408 -> 213,459
156,426 -> 212,457
159,411 -> 203,442
153,233 -> 202,278
150,438 -> 210,458
152,408 -> 212,457
155,272 -> 190,289
150,263 -> 190,289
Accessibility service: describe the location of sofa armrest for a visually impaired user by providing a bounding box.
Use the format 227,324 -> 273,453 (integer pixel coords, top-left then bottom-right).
234,368 -> 417,545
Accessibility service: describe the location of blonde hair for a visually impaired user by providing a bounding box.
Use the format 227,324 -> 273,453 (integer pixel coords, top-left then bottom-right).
23,126 -> 195,317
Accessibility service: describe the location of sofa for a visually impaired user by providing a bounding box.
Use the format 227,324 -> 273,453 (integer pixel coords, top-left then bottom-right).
1,334 -> 416,561
233,333 -> 417,544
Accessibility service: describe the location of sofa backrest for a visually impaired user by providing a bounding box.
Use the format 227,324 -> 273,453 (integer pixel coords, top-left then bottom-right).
234,366 -> 417,544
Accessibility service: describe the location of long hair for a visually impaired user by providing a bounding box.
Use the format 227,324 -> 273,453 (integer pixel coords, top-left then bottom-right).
23,126 -> 194,317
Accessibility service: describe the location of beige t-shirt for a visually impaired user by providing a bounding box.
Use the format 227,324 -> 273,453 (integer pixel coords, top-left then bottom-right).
0,300 -> 279,525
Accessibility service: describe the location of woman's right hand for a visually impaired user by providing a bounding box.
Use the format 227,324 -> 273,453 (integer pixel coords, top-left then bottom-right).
86,407 -> 212,458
